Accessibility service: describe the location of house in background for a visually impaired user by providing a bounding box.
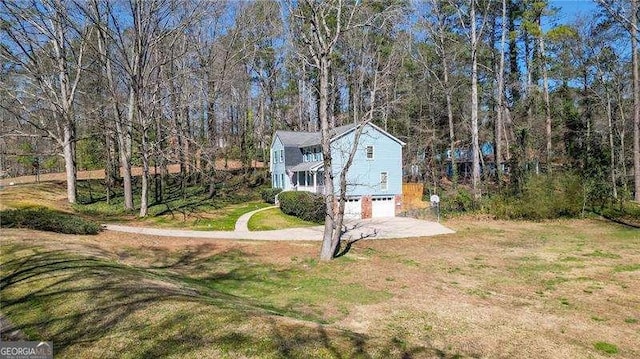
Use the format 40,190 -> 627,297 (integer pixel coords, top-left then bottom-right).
270,123 -> 405,219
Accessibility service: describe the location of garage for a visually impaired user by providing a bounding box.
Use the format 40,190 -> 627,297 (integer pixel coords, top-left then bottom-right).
344,197 -> 362,220
372,196 -> 395,218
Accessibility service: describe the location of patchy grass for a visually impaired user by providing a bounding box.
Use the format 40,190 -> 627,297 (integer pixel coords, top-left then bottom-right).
248,207 -> 319,231
1,215 -> 639,358
594,341 -> 619,355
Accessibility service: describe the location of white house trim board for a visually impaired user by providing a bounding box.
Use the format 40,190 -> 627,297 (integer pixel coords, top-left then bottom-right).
329,122 -> 406,146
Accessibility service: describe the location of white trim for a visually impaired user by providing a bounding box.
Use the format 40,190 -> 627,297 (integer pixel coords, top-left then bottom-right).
330,122 -> 406,146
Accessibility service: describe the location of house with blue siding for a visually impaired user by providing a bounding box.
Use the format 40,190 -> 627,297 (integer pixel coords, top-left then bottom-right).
270,123 -> 405,219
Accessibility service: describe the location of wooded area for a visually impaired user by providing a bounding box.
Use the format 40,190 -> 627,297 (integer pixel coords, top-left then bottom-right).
1,0 -> 638,216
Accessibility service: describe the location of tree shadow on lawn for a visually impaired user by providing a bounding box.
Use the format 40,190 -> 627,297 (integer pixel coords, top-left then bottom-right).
0,244 -> 461,358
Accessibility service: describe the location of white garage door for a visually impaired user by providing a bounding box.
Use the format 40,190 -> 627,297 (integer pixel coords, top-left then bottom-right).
344,197 -> 362,220
372,197 -> 395,218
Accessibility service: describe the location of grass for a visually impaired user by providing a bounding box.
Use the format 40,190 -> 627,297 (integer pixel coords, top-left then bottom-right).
0,207 -> 101,234
1,189 -> 639,358
593,341 -> 619,355
247,207 -> 319,231
0,233 -> 391,358
66,177 -> 270,230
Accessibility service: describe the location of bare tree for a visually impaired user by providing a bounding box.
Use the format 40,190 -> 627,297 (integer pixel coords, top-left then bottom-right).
452,0 -> 492,200
597,0 -> 640,202
291,0 -> 400,260
1,0 -> 91,203
417,0 -> 464,186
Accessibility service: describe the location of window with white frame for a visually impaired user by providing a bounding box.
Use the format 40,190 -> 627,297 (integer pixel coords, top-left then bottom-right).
279,150 -> 284,163
380,172 -> 388,191
366,145 -> 374,160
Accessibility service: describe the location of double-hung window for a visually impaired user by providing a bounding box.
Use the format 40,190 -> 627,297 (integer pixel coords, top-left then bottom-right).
366,145 -> 374,160
380,172 -> 388,191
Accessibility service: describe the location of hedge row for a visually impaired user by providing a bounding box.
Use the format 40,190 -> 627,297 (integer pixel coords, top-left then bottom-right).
0,207 -> 101,235
278,191 -> 324,223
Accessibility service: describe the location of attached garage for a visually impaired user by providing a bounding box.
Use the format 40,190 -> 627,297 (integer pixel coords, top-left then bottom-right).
372,196 -> 395,218
344,197 -> 362,220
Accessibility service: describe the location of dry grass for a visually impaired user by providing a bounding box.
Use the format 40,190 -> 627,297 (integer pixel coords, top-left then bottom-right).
1,215 -> 639,358
0,182 -> 72,211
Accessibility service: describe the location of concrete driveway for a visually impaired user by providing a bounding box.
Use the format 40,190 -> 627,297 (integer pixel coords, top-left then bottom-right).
104,215 -> 454,241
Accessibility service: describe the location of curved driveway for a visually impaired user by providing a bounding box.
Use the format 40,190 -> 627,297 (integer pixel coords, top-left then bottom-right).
104,208 -> 455,241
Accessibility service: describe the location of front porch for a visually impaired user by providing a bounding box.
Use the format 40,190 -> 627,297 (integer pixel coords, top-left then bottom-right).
293,170 -> 324,194
289,161 -> 324,194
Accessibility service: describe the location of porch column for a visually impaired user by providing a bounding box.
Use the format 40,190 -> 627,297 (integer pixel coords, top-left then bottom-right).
313,171 -> 317,192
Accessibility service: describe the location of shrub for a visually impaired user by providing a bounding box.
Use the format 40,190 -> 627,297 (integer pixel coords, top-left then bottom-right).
489,173 -> 583,220
0,207 -> 101,234
439,187 -> 476,213
261,188 -> 282,204
277,191 -> 324,223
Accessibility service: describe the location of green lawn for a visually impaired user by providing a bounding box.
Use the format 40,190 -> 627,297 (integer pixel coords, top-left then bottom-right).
68,179 -> 270,230
1,217 -> 639,358
248,207 -> 319,231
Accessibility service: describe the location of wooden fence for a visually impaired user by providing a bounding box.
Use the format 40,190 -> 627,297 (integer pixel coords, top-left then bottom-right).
402,183 -> 427,210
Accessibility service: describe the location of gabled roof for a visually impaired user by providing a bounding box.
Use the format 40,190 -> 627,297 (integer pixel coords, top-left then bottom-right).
274,124 -> 356,148
330,122 -> 406,146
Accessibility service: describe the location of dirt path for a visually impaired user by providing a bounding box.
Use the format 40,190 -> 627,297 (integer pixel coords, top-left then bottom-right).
0,160 -> 264,186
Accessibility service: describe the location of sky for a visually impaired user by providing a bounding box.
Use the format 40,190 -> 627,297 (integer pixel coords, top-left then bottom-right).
549,0 -> 600,25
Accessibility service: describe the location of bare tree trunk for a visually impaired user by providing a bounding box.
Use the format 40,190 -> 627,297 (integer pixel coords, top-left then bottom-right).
619,102 -> 629,195
633,0 -> 640,202
319,55 -> 337,261
62,122 -> 77,203
139,124 -> 150,217
441,35 -> 456,185
495,0 -> 507,180
123,88 -> 136,210
94,5 -> 134,210
539,18 -> 552,171
606,87 -> 617,199
470,0 -> 481,200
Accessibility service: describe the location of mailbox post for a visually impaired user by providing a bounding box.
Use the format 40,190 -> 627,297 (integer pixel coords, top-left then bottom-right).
430,194 -> 440,222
